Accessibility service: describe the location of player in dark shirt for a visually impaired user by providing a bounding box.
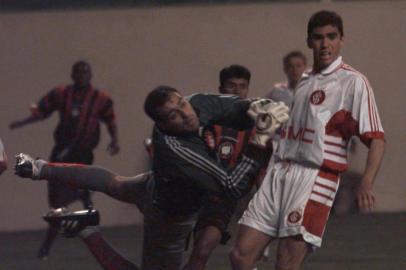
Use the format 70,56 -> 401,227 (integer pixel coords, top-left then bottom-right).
9,61 -> 119,259
15,85 -> 289,269
185,65 -> 272,270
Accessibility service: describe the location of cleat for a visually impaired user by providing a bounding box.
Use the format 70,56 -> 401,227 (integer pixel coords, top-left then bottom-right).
14,153 -> 46,180
43,208 -> 100,238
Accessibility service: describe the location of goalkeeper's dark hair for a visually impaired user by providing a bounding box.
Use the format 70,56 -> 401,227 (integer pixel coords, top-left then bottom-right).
219,65 -> 251,88
144,85 -> 179,122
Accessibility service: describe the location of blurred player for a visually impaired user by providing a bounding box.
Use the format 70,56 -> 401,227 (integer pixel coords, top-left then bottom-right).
184,65 -> 272,270
9,61 -> 120,259
0,138 -> 7,175
15,85 -> 289,270
265,50 -> 307,108
230,10 -> 385,270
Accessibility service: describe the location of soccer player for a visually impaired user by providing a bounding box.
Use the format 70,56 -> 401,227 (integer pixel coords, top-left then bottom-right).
0,138 -> 7,175
184,65 -> 272,270
9,61 -> 120,259
15,85 -> 290,270
230,10 -> 385,270
265,50 -> 307,108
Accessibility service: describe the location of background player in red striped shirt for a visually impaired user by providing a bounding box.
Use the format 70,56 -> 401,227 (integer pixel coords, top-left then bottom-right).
9,61 -> 120,259
184,65 -> 272,270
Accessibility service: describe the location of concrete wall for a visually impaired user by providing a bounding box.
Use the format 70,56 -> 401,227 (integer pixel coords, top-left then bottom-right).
0,1 -> 405,231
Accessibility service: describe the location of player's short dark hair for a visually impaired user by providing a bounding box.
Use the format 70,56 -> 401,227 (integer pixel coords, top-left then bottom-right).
144,85 -> 179,122
307,10 -> 344,38
219,65 -> 251,87
283,51 -> 307,67
72,60 -> 91,72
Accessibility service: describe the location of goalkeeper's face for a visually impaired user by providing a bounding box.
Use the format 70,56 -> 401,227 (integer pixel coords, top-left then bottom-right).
156,92 -> 199,135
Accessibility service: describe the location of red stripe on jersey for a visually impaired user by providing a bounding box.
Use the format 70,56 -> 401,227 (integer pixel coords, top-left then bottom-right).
324,150 -> 347,158
321,159 -> 347,173
318,170 -> 339,182
214,125 -> 222,146
359,131 -> 385,147
312,190 -> 334,201
77,87 -> 95,133
325,110 -> 359,140
47,162 -> 86,168
302,200 -> 331,237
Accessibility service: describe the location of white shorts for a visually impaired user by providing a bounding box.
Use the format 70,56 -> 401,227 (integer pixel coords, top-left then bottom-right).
239,161 -> 339,247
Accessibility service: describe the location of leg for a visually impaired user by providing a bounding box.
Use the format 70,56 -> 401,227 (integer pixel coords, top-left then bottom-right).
183,226 -> 222,270
142,181 -> 197,270
230,224 -> 274,270
184,194 -> 236,270
275,236 -> 310,270
80,227 -> 140,270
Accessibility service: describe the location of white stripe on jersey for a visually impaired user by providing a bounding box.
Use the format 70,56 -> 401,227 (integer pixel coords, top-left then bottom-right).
313,185 -> 335,198
324,135 -> 346,146
315,176 -> 338,190
323,151 -> 347,164
324,143 -> 347,156
310,193 -> 334,207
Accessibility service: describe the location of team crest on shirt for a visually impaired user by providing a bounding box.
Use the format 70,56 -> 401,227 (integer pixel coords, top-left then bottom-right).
310,90 -> 326,105
218,142 -> 234,159
288,210 -> 302,224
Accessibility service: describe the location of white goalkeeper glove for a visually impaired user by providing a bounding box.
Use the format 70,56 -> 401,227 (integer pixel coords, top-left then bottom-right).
248,101 -> 290,147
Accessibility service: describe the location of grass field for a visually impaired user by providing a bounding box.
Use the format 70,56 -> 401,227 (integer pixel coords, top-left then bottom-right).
1,213 -> 405,270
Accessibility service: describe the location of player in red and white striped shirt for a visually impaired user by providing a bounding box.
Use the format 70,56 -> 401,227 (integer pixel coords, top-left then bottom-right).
231,10 -> 385,270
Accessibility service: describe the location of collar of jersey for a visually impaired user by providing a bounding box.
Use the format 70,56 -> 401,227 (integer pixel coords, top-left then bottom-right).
319,56 -> 343,76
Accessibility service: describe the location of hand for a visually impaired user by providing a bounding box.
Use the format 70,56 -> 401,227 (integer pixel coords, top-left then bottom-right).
9,120 -> 24,130
250,102 -> 290,147
355,178 -> 375,213
247,98 -> 273,120
107,141 -> 120,155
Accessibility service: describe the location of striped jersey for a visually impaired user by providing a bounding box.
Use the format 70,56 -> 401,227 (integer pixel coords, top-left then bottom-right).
152,93 -> 262,215
31,85 -> 116,150
276,56 -> 384,173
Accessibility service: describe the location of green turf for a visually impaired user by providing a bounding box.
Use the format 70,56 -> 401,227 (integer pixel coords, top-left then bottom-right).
0,213 -> 405,269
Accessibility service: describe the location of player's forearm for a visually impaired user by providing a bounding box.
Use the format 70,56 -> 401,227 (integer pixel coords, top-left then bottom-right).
107,123 -> 119,143
9,115 -> 43,129
361,139 -> 385,184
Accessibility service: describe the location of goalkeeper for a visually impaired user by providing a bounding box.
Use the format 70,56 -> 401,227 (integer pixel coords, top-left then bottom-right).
14,85 -> 289,270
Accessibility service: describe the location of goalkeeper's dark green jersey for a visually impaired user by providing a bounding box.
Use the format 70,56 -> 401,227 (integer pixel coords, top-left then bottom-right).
152,93 -> 267,215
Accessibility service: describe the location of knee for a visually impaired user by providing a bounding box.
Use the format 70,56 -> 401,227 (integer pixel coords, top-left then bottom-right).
229,247 -> 254,268
275,252 -> 296,270
193,240 -> 215,261
275,241 -> 309,270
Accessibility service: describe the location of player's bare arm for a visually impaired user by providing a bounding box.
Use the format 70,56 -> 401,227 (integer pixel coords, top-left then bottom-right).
9,114 -> 44,130
356,139 -> 385,212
